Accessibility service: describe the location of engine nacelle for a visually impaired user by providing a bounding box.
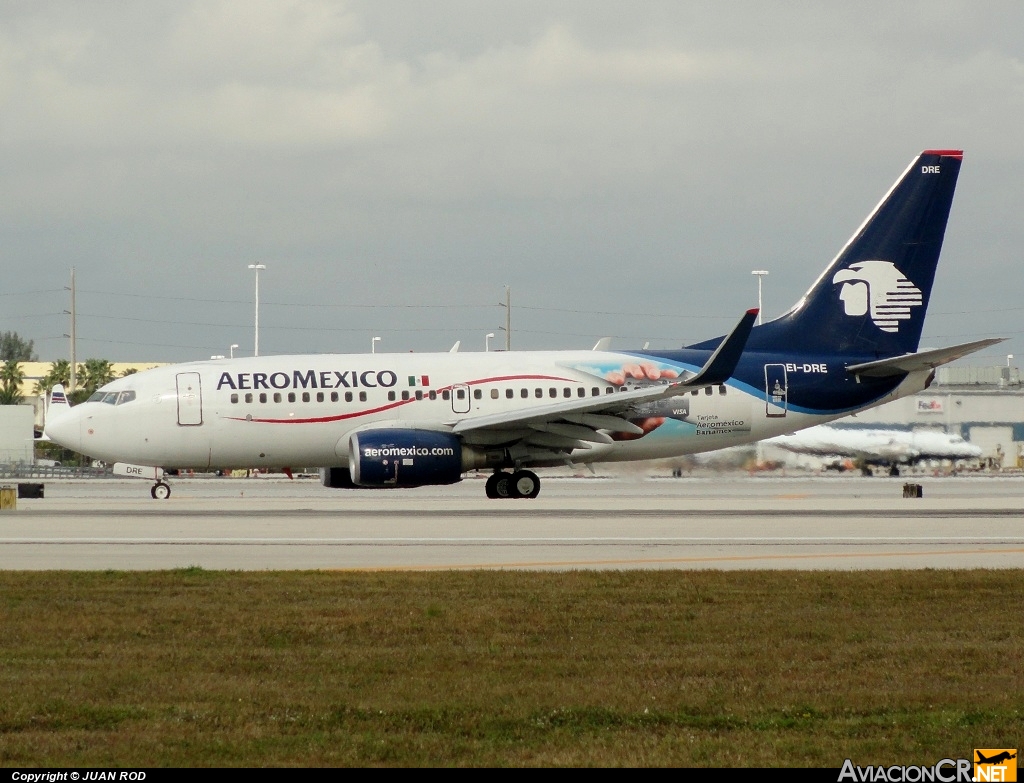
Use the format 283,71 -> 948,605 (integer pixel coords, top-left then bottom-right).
349,429 -> 465,488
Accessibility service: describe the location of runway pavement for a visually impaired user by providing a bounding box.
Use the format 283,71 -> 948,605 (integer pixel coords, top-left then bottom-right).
1,472 -> 1022,570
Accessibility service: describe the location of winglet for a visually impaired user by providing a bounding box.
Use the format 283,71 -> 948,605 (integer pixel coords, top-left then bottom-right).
47,384 -> 72,418
683,308 -> 758,387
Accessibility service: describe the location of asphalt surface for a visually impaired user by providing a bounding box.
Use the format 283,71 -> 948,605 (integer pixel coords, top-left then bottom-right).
1,472 -> 1022,570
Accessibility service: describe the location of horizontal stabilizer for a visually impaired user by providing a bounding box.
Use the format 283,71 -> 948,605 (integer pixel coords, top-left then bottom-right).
845,338 -> 1006,378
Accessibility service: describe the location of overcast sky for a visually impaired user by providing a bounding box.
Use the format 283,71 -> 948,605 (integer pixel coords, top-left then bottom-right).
1,1 -> 1022,366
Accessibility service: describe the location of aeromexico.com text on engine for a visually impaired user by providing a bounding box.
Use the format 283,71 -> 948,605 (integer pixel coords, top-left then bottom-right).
362,446 -> 456,458
216,369 -> 399,391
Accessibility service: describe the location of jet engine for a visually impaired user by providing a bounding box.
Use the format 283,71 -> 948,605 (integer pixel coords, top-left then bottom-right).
351,429 -> 466,487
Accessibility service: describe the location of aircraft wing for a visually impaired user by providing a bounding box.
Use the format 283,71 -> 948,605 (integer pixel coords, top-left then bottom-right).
452,309 -> 757,448
845,338 -> 1005,379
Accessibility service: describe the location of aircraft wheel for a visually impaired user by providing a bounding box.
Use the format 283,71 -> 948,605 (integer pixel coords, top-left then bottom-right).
889,465 -> 900,477
151,482 -> 171,500
510,470 -> 540,499
494,472 -> 512,499
485,472 -> 504,499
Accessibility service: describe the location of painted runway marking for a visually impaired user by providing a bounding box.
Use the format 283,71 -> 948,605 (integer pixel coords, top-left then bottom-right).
4,536 -> 1024,545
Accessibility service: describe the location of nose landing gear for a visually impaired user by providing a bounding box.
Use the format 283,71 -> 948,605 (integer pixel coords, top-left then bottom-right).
150,481 -> 171,500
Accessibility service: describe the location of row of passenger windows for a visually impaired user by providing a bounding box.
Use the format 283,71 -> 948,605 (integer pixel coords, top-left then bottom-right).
226,384 -> 728,405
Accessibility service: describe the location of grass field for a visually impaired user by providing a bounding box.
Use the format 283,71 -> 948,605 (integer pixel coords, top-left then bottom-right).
0,569 -> 1021,766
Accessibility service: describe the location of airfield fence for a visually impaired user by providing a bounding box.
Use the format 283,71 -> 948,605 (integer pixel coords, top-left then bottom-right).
0,463 -> 112,480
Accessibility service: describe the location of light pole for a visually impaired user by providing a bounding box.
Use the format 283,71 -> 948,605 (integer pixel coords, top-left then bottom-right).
248,264 -> 266,356
485,332 -> 495,352
371,336 -> 381,354
229,344 -> 239,359
751,270 -> 769,325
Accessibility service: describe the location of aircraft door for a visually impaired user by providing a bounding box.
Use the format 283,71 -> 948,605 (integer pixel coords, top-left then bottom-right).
764,364 -> 788,418
451,384 -> 471,414
176,372 -> 203,426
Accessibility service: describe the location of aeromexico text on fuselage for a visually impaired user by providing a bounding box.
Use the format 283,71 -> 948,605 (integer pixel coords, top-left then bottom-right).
216,369 -> 403,391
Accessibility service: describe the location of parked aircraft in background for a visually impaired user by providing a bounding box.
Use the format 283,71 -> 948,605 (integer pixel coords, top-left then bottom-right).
766,425 -> 982,475
44,150 -> 1001,499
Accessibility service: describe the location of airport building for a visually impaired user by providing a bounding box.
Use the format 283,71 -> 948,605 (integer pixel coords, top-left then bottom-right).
835,364 -> 1024,468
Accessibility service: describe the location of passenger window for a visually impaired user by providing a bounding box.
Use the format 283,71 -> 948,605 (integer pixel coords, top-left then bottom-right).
429,390 -> 437,401
505,389 -> 513,399
302,392 -> 310,403
245,393 -> 253,403
230,393 -> 239,404
563,388 -> 571,398
274,393 -> 282,403
521,389 -> 528,398
442,390 -> 450,401
718,385 -> 726,395
577,388 -> 585,397
316,392 -> 324,403
704,387 -> 712,395
416,390 -> 424,401
287,392 -> 296,403
345,391 -> 353,402
535,388 -> 543,398
331,392 -> 339,402
549,388 -> 557,398
473,389 -> 482,400
491,389 -> 500,399
592,387 -> 599,396
402,391 -> 410,401
606,387 -> 614,394
456,389 -> 466,400
691,389 -> 698,396
259,393 -> 267,403
359,392 -> 367,402
388,391 -> 396,401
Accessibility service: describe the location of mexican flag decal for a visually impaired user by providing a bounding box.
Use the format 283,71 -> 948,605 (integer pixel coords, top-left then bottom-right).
408,375 -> 430,387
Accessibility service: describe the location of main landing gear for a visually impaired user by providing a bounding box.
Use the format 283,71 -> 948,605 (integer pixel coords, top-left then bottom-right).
150,481 -> 171,500
485,469 -> 541,499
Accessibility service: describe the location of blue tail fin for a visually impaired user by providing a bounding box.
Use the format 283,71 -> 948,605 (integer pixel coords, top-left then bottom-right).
746,150 -> 963,358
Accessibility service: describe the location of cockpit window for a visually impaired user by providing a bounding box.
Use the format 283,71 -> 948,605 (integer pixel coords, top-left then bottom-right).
88,391 -> 105,403
116,390 -> 136,405
101,392 -> 119,405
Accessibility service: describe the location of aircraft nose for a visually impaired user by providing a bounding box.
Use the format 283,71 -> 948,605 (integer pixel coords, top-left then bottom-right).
44,408 -> 83,453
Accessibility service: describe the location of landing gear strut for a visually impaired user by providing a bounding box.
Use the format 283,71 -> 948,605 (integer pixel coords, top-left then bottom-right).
150,481 -> 171,500
485,470 -> 541,499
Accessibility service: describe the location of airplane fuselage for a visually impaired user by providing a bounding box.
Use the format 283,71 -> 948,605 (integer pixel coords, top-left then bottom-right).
48,348 -> 928,472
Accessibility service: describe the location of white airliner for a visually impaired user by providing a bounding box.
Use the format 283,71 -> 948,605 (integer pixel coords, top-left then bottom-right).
766,425 -> 983,475
43,150 -> 1002,499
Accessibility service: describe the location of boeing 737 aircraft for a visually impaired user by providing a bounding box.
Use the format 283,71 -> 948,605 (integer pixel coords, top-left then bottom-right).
766,425 -> 983,475
44,150 -> 1002,499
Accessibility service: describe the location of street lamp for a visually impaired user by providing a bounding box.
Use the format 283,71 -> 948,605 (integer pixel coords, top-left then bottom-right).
229,344 -> 239,359
751,270 -> 769,325
485,332 -> 495,352
248,264 -> 266,356
371,336 -> 381,354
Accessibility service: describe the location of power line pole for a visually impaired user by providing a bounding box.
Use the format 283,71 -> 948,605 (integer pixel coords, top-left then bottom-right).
69,268 -> 77,393
499,285 -> 511,351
